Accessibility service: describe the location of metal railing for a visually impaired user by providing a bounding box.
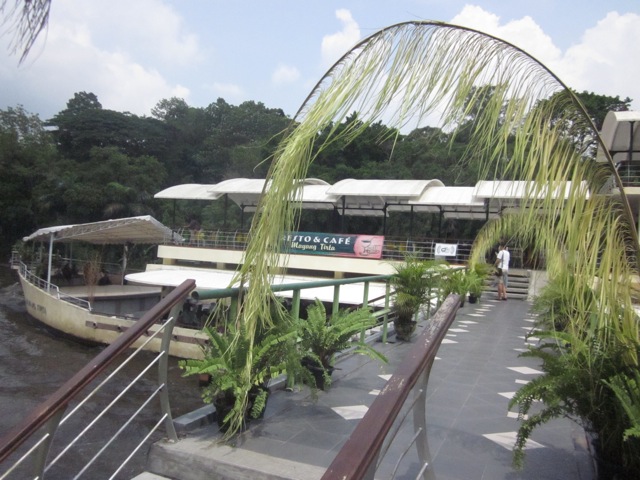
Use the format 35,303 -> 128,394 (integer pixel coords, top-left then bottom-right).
2,262 -> 457,479
19,262 -> 92,311
0,280 -> 196,480
163,229 -> 527,268
322,294 -> 461,480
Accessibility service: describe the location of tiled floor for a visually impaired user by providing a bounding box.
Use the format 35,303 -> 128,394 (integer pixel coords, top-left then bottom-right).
149,299 -> 595,480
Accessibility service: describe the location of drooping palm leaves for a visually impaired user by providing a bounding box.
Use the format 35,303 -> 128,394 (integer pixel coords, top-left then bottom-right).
227,21 -> 639,443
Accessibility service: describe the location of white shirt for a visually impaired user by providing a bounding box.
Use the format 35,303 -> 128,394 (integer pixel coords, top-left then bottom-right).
497,249 -> 510,271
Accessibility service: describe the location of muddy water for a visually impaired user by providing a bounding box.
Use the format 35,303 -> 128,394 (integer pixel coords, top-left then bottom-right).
0,265 -> 204,479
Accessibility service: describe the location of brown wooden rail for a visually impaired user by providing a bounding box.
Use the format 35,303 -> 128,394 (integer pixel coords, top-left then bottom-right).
321,294 -> 461,480
0,279 -> 196,463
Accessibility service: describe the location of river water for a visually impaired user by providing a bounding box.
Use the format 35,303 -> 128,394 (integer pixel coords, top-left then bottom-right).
0,265 -> 204,479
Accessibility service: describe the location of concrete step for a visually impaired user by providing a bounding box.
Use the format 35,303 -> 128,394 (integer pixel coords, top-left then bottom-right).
482,268 -> 530,300
131,472 -> 173,480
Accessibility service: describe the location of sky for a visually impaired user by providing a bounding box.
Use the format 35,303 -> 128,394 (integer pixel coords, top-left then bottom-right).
1,0 -> 639,122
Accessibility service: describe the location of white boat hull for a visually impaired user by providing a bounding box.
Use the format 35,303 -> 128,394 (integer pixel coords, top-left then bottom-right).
19,272 -> 207,360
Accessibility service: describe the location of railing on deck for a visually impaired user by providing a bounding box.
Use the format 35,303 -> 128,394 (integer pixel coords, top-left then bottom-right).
3,263 -> 457,479
165,229 -> 525,267
19,262 -> 93,311
323,294 -> 461,480
0,280 -> 196,480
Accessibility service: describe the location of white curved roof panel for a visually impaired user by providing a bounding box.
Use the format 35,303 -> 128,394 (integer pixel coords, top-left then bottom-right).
154,184 -> 220,200
23,216 -> 181,245
597,110 -> 640,163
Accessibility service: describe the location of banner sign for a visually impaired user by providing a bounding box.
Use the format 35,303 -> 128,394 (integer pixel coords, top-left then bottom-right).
435,243 -> 458,257
283,232 -> 385,259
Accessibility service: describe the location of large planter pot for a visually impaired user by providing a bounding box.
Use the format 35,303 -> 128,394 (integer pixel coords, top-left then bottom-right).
301,357 -> 334,390
393,319 -> 417,341
214,386 -> 269,432
468,294 -> 479,304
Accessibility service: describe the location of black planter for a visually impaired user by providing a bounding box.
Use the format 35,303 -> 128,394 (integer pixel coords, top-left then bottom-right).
301,357 -> 333,390
393,319 -> 417,341
468,294 -> 478,304
214,392 -> 240,432
214,386 -> 269,432
247,384 -> 270,419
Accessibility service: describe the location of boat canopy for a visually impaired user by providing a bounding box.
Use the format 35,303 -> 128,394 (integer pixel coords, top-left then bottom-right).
22,215 -> 181,245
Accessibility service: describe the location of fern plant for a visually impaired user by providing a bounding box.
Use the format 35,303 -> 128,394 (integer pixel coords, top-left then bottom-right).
606,369 -> 640,441
298,300 -> 387,388
509,327 -> 639,475
180,315 -> 299,433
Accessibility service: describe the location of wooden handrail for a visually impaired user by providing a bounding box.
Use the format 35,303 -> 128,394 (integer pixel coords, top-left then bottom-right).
321,294 -> 460,479
0,279 -> 196,463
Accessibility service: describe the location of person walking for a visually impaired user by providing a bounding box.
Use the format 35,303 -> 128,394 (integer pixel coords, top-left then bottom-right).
495,244 -> 510,300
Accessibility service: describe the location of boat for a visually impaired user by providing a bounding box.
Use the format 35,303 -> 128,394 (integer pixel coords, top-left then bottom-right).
15,216 -> 393,359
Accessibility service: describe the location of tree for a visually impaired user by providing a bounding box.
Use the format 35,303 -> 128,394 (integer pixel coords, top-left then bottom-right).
539,90 -> 632,158
62,146 -> 166,221
48,92 -> 169,162
0,105 -> 60,250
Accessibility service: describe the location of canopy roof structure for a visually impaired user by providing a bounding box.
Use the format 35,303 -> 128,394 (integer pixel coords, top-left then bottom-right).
23,215 -> 180,245
155,178 -> 585,220
597,110 -> 640,164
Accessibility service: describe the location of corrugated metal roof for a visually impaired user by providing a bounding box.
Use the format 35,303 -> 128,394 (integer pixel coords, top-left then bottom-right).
23,216 -> 181,244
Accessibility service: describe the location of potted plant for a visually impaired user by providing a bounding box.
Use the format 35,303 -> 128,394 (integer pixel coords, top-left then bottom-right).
180,313 -> 299,434
441,268 -> 469,306
298,300 -> 388,389
467,262 -> 491,303
390,257 -> 444,341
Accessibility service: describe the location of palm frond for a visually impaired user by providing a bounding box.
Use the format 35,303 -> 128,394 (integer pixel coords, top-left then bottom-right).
225,21 -> 640,442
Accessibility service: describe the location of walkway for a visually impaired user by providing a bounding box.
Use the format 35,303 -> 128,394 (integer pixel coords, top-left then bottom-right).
140,298 -> 594,480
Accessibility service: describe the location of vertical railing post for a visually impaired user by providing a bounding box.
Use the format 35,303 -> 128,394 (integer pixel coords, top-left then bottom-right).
413,362 -> 435,480
287,289 -> 302,390
382,281 -> 391,343
33,410 -> 65,479
360,281 -> 370,342
158,316 -> 178,443
332,285 -> 340,318
291,289 -> 301,320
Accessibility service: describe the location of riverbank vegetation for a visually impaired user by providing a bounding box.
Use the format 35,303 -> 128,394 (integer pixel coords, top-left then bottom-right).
0,88 -> 628,259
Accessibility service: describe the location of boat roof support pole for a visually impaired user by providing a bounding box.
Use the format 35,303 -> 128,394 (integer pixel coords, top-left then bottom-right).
47,232 -> 54,291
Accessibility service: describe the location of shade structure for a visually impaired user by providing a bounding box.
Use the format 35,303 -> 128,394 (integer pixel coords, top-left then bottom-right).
597,110 -> 640,164
23,216 -> 181,245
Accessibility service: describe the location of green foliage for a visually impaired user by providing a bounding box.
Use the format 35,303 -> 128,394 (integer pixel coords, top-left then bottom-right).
465,268 -> 486,297
298,300 -> 387,376
509,328 -> 640,474
606,369 -> 640,441
441,268 -> 469,298
180,312 -> 299,436
390,257 -> 445,323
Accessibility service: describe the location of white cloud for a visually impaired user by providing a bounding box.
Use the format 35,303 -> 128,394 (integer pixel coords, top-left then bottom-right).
450,5 -> 640,108
451,5 -> 562,67
272,63 -> 301,85
0,0 -> 201,118
559,12 -> 640,103
210,82 -> 244,99
321,9 -> 361,68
